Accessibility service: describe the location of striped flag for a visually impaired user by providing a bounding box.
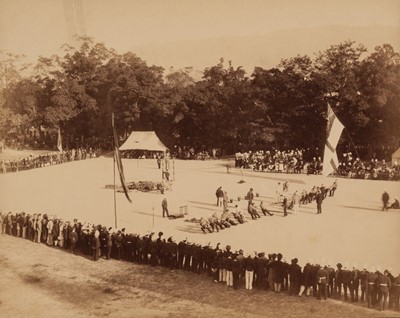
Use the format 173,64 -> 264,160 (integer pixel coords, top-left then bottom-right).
57,129 -> 63,152
322,104 -> 344,176
112,114 -> 132,203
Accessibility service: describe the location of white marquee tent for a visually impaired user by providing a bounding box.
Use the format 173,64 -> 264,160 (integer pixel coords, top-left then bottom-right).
392,147 -> 400,166
119,131 -> 168,152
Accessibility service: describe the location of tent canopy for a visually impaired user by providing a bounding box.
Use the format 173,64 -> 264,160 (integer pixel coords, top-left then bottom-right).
119,131 -> 168,152
392,147 -> 400,166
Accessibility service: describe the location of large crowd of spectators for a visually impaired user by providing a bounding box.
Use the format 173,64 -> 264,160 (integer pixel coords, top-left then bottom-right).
234,149 -> 321,174
233,149 -> 400,181
1,210 -> 399,312
0,148 -> 100,173
172,146 -> 221,160
336,153 -> 400,181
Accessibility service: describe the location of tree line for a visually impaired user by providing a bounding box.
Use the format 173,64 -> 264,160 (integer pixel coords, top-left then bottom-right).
1,37 -> 399,156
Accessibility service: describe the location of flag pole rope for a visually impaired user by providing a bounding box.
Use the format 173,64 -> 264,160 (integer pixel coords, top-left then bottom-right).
343,126 -> 361,160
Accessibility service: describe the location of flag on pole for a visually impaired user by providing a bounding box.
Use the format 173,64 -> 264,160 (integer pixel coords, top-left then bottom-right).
112,114 -> 132,203
322,104 -> 344,176
57,129 -> 63,152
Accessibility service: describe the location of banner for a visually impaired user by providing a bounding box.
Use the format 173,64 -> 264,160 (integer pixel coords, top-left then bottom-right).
112,114 -> 132,203
57,129 -> 63,152
322,104 -> 344,176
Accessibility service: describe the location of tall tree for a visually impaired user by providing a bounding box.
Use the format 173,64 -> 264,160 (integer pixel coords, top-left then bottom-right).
314,41 -> 368,147
357,44 -> 400,150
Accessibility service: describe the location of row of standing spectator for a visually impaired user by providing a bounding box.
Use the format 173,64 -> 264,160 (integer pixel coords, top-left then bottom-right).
1,210 -> 399,312
0,148 -> 100,173
1,211 -> 399,312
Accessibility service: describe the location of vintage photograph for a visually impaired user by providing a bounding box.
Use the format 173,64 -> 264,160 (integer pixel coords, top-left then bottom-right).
0,1 -> 400,317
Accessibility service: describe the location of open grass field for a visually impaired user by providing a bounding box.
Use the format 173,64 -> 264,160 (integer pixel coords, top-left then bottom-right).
0,153 -> 399,317
1,155 -> 399,268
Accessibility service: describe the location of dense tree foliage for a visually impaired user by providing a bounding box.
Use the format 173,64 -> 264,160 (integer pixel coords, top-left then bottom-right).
1,38 -> 399,157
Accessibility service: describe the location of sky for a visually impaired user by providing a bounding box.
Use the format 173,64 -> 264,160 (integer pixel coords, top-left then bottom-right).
0,0 -> 400,65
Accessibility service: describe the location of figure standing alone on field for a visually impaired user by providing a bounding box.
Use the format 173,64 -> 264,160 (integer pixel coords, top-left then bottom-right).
382,190 -> 389,211
216,186 -> 224,207
162,197 -> 169,218
282,196 -> 288,217
247,188 -> 254,206
316,189 -> 324,214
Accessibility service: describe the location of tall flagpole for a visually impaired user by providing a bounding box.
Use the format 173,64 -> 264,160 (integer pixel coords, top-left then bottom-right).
112,113 -> 117,229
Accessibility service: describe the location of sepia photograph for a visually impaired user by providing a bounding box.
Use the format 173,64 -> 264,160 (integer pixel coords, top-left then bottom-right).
0,0 -> 400,317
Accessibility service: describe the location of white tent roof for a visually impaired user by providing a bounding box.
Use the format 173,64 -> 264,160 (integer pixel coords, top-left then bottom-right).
119,131 -> 167,152
392,147 -> 400,165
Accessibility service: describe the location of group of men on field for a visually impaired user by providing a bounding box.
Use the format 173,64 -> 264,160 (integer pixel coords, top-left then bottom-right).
1,209 -> 400,312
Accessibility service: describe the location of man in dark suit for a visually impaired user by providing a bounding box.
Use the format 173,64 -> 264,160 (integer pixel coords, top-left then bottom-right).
377,268 -> 392,311
341,264 -> 353,301
232,253 -> 242,289
162,197 -> 169,218
255,252 -> 268,290
366,266 -> 378,308
288,258 -> 302,296
317,264 -> 329,300
382,190 -> 390,211
316,189 -> 324,214
273,253 -> 285,293
282,196 -> 288,217
247,188 -> 254,206
69,227 -> 78,254
392,269 -> 400,311
216,187 -> 224,207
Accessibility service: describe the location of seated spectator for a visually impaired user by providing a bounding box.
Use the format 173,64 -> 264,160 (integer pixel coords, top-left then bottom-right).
390,197 -> 400,209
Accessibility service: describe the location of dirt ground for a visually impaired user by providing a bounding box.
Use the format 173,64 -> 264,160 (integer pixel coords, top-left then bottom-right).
1,234 -> 399,318
0,153 -> 400,317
